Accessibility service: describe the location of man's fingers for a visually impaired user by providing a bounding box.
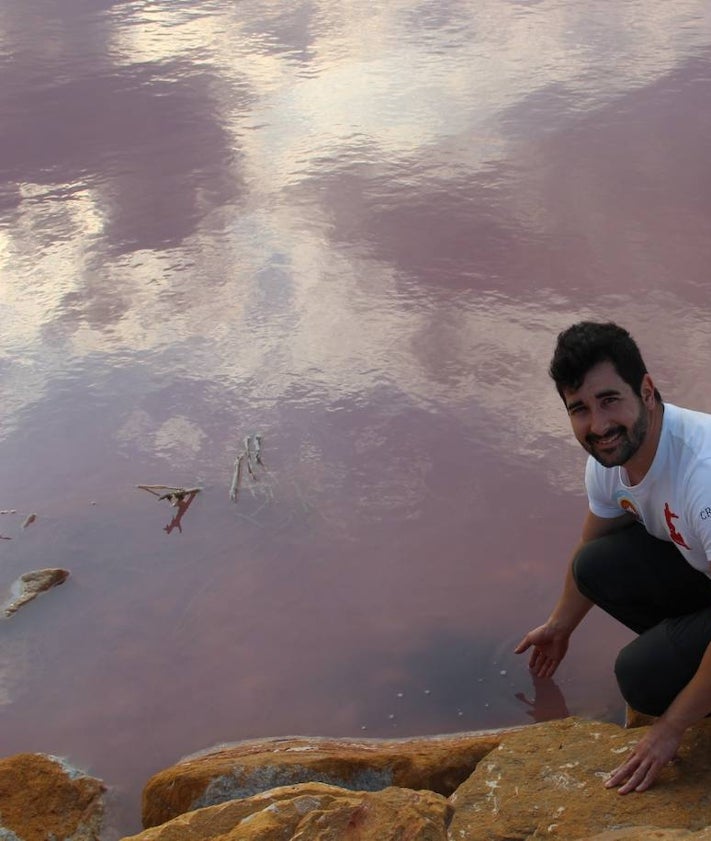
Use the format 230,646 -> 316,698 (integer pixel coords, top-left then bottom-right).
514,638 -> 530,655
605,763 -> 636,793
605,755 -> 638,788
528,650 -> 559,678
616,767 -> 646,795
606,756 -> 659,795
528,649 -> 546,673
618,765 -> 655,794
539,658 -> 559,678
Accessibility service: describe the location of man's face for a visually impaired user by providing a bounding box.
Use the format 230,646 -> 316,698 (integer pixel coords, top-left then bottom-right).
562,360 -> 651,468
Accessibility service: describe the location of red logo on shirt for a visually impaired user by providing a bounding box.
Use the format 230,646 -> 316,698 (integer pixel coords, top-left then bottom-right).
664,502 -> 691,549
619,498 -> 641,520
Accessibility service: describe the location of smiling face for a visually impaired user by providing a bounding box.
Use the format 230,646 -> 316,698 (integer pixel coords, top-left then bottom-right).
563,360 -> 656,469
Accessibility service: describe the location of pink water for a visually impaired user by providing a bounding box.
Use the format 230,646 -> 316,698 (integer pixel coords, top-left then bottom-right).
2,1 -> 711,835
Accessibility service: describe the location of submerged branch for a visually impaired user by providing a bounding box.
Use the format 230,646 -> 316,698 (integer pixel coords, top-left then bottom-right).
229,454 -> 244,502
230,432 -> 265,502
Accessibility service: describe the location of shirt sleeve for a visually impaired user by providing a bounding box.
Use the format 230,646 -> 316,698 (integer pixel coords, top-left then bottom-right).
683,460 -> 711,563
584,456 -> 621,519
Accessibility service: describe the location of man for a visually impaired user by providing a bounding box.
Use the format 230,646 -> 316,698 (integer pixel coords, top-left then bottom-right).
516,321 -> 711,794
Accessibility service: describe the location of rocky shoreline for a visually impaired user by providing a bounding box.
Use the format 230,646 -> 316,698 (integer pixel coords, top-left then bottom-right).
4,715 -> 711,840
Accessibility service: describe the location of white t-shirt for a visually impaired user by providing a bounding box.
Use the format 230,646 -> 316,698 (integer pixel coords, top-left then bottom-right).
585,403 -> 711,576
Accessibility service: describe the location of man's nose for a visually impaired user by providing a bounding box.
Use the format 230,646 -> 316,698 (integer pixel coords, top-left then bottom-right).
589,408 -> 611,437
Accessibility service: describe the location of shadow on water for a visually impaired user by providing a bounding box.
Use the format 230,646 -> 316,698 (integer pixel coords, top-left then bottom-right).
515,675 -> 570,724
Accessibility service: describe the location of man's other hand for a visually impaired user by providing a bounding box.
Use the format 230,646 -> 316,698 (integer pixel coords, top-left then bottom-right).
514,624 -> 570,678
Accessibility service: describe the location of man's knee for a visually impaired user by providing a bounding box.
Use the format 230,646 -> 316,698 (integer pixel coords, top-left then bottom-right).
571,539 -> 605,600
614,630 -> 687,718
614,639 -> 663,716
571,529 -> 647,613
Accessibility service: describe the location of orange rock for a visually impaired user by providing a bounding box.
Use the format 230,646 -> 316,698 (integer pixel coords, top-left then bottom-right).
448,717 -> 711,841
580,828 -> 711,841
125,782 -> 450,841
624,704 -> 657,728
141,730 -> 513,828
0,753 -> 105,841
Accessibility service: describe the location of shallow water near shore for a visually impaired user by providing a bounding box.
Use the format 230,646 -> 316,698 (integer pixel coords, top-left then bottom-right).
2,1 -> 711,834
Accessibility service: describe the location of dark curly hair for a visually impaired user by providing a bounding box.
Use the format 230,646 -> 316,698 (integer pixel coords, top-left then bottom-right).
550,322 -> 661,403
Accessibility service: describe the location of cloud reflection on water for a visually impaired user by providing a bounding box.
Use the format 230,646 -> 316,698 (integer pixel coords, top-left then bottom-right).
2,1 -> 710,423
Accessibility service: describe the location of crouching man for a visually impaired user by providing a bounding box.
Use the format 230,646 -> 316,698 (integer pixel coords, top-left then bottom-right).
516,321 -> 711,793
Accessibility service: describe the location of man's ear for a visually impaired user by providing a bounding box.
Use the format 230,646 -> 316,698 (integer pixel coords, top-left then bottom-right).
640,373 -> 656,407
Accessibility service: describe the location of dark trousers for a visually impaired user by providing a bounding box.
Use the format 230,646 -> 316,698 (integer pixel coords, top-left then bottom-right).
572,524 -> 711,716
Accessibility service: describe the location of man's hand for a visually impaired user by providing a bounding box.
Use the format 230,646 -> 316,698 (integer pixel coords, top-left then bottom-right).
514,624 -> 570,678
605,719 -> 683,794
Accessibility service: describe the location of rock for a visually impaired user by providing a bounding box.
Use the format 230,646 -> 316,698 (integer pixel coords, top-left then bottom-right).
580,828 -> 711,841
141,730 -> 512,828
3,568 -> 70,617
124,782 -> 450,841
0,752 -> 105,841
624,704 -> 657,728
448,717 -> 711,841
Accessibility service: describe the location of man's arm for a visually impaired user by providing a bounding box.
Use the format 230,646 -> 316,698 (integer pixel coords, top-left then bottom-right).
515,510 -> 635,678
606,466 -> 711,793
606,640 -> 711,793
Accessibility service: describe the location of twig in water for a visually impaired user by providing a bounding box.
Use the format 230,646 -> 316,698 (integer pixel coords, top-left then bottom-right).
243,436 -> 256,479
159,489 -> 201,506
137,485 -> 201,506
21,513 -> 37,529
229,454 -> 244,502
138,484 -> 179,497
229,433 -> 265,502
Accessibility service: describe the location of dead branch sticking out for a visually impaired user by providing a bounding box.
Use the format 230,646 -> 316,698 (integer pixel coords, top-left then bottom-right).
230,432 -> 264,502
137,485 -> 202,506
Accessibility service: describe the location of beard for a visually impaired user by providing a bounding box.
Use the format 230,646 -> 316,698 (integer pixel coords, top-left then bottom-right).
584,404 -> 650,468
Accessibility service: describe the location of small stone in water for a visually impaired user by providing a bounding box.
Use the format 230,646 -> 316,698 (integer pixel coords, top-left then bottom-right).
388,714 -> 395,720
396,692 -> 404,698
499,669 -> 507,676
424,689 -> 431,694
4,568 -> 70,617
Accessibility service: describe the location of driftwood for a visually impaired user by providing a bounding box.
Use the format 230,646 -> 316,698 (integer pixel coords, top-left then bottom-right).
0,509 -> 37,539
137,485 -> 202,534
229,433 -> 264,502
137,485 -> 202,506
21,513 -> 37,528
